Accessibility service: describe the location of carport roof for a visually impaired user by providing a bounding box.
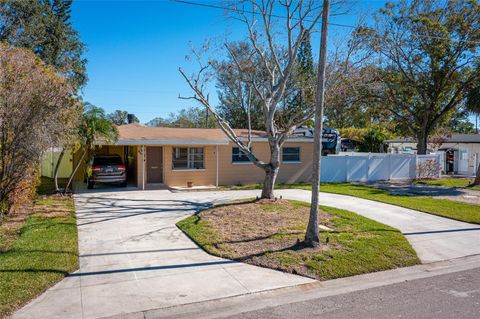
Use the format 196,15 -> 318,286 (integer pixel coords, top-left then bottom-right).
113,123 -> 270,145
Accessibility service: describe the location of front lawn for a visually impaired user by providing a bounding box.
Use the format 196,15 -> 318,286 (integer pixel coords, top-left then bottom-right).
0,178 -> 78,318
319,184 -> 480,224
221,183 -> 480,224
414,177 -> 478,189
177,199 -> 419,281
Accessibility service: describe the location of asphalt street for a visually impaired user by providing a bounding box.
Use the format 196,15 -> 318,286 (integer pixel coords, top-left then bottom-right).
223,267 -> 480,319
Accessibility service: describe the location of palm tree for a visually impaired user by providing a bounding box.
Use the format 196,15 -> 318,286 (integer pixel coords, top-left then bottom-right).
63,103 -> 118,193
466,81 -> 480,186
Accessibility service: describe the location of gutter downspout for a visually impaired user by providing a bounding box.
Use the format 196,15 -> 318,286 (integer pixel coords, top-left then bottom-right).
216,145 -> 219,188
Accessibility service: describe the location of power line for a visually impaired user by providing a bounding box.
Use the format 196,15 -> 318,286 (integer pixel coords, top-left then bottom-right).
172,0 -> 480,45
171,0 -> 356,29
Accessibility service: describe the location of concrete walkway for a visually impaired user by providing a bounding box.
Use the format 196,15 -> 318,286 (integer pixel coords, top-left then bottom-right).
13,188 -> 480,319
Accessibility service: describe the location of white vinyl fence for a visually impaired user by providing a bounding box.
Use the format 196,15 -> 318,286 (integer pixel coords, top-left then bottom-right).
320,153 -> 441,183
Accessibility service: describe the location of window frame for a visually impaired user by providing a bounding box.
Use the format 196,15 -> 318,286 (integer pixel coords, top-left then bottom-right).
232,147 -> 252,164
172,147 -> 205,170
282,147 -> 301,163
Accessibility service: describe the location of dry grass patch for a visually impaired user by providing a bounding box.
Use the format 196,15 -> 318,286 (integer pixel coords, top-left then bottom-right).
177,199 -> 419,280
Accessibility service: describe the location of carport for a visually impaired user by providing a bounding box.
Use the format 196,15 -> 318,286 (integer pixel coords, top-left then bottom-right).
72,144 -> 139,188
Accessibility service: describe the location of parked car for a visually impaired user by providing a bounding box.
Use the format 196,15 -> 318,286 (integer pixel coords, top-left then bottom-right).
87,154 -> 127,189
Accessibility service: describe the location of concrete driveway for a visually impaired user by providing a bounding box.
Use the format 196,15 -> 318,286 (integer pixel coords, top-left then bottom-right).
13,189 -> 314,319
13,188 -> 480,319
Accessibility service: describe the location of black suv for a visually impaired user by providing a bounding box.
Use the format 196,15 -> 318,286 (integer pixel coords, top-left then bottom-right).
87,154 -> 127,189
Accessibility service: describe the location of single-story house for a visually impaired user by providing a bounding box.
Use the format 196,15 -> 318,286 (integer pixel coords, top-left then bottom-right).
72,124 -> 315,189
385,134 -> 480,176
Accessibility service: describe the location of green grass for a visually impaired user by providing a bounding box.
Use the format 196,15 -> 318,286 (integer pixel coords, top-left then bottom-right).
414,177 -> 477,188
177,200 -> 419,281
220,182 -> 480,224
0,180 -> 78,317
319,184 -> 480,224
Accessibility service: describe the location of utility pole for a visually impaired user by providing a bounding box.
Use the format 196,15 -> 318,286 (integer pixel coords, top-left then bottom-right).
305,0 -> 330,247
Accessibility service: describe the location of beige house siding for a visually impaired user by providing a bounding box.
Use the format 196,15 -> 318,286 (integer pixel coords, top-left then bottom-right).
74,140 -> 314,188
163,145 -> 217,187
218,141 -> 314,186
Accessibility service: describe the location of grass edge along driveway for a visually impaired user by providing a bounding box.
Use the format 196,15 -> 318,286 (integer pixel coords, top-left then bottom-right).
221,183 -> 480,224
177,199 -> 419,281
0,180 -> 78,318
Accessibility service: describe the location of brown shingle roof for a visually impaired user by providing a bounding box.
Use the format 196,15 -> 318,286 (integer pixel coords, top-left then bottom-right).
115,124 -> 268,145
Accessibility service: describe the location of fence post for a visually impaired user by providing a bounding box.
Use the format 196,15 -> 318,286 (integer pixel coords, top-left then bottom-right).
437,154 -> 442,178
414,154 -> 418,179
387,154 -> 392,180
346,156 -> 350,182
367,153 -> 371,182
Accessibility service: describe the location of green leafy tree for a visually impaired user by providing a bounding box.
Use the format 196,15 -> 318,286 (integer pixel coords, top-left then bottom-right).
448,109 -> 475,134
0,0 -> 87,89
146,107 -> 216,128
63,103 -> 118,193
360,0 -> 480,154
358,127 -> 392,153
282,30 -> 316,128
340,126 -> 395,153
107,110 -> 139,125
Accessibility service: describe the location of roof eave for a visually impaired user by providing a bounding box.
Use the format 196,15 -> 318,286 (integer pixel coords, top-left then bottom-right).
111,139 -> 229,145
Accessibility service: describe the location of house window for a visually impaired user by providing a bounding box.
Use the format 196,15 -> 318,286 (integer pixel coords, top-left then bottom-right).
282,147 -> 300,162
232,147 -> 250,163
172,147 -> 204,169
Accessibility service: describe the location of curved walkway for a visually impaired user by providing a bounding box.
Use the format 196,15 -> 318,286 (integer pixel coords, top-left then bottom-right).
13,188 -> 480,319
188,189 -> 480,263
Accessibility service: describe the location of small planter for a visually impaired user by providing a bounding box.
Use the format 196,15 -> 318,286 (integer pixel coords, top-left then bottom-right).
187,181 -> 194,188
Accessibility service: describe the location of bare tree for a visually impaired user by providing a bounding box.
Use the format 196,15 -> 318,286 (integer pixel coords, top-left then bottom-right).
179,0 -> 328,199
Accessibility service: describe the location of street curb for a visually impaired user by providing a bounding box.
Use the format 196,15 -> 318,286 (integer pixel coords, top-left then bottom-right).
101,254 -> 480,319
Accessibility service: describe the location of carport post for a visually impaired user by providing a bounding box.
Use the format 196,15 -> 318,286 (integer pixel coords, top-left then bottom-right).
142,145 -> 145,190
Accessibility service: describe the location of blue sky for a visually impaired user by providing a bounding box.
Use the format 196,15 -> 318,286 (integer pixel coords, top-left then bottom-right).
72,0 -> 390,123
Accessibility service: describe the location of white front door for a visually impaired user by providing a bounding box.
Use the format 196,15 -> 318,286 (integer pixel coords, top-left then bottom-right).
458,148 -> 469,174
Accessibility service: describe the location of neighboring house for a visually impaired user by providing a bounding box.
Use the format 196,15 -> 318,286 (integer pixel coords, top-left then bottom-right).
71,124 -> 315,189
385,134 -> 480,176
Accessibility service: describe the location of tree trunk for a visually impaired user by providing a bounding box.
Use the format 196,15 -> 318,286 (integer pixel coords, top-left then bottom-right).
261,165 -> 279,199
63,150 -> 86,194
53,148 -> 66,192
305,0 -> 330,248
416,132 -> 428,155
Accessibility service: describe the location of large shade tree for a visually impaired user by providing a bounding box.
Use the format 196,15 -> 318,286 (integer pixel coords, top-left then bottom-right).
359,0 -> 480,154
179,0 -> 334,199
0,0 -> 87,89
